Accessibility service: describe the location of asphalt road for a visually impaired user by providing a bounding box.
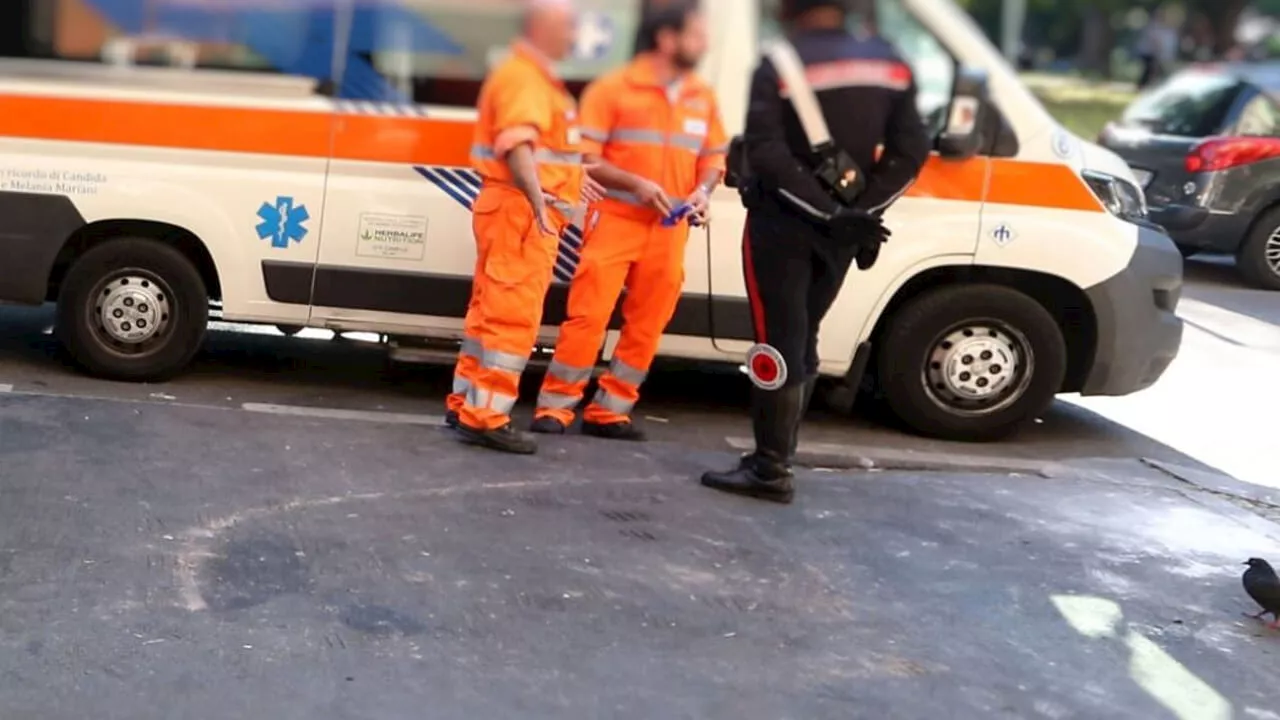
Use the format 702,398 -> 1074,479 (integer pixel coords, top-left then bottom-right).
2,254 -> 1280,718
2,390 -> 1280,720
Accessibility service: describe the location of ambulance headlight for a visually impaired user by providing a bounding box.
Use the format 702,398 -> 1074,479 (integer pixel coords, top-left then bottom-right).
1083,169 -> 1148,221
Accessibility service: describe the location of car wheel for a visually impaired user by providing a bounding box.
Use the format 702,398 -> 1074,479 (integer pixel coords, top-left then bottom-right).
876,284 -> 1067,442
1236,207 -> 1280,291
55,237 -> 209,382
1175,244 -> 1199,259
276,324 -> 304,337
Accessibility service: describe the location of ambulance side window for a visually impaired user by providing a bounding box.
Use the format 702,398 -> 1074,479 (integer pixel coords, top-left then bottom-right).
3,1 -> 318,97
873,0 -> 956,137
358,2 -> 646,107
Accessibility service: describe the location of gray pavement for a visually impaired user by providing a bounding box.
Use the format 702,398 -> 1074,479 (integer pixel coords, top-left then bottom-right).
3,254 -> 1280,717
2,390 -> 1279,720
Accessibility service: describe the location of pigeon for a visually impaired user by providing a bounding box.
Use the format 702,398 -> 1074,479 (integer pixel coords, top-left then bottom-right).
1242,558 -> 1280,628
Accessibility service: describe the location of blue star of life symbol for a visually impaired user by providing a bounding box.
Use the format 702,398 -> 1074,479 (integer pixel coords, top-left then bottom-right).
256,196 -> 310,249
574,12 -> 615,60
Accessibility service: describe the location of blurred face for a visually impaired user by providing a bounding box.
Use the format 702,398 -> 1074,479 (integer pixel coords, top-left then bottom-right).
658,10 -> 709,71
540,4 -> 579,62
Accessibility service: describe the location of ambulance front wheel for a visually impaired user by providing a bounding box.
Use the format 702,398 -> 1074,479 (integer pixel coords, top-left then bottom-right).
877,283 -> 1067,443
56,237 -> 209,382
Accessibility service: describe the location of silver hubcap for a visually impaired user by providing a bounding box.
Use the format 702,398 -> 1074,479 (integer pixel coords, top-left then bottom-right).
924,322 -> 1033,416
94,274 -> 171,348
1266,227 -> 1280,275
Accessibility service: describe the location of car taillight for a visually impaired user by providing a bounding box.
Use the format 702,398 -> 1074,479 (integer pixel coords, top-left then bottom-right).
1185,136 -> 1280,173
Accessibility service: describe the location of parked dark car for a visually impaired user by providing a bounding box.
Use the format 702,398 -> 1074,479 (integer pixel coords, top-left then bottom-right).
1098,62 -> 1280,289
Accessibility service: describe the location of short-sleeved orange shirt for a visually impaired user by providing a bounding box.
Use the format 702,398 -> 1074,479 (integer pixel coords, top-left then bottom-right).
471,41 -> 584,213
578,53 -> 728,221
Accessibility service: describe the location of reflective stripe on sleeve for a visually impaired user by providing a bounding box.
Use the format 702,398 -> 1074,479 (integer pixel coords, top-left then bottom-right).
452,375 -> 472,394
669,133 -> 703,151
471,144 -> 582,165
608,128 -> 703,153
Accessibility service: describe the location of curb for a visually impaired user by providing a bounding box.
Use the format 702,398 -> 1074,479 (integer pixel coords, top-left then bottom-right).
725,437 -> 1067,478
1140,458 -> 1280,509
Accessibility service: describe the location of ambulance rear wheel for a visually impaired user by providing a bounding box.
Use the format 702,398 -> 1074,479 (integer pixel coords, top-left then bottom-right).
877,284 -> 1066,442
56,237 -> 208,382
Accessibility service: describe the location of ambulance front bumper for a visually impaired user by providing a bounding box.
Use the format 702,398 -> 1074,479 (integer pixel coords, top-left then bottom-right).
1080,222 -> 1184,396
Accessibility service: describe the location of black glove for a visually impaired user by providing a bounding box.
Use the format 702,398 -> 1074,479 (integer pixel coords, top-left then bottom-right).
829,207 -> 890,270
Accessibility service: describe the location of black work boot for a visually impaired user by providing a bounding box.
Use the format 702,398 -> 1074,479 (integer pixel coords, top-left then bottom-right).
582,420 -> 646,442
444,410 -> 460,429
701,384 -> 806,504
789,375 -> 819,459
529,416 -> 568,435
456,422 -> 538,455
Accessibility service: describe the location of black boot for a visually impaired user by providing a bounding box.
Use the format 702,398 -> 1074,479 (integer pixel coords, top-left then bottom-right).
455,422 -> 538,454
789,375 -> 819,459
701,384 -> 806,504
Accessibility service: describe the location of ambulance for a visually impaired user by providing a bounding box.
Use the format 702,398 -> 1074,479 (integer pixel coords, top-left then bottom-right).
0,0 -> 1183,441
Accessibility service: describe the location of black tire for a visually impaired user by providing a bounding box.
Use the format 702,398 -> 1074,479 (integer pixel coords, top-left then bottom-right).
1175,244 -> 1199,259
276,324 -> 304,337
876,283 -> 1067,442
55,237 -> 208,382
1236,207 -> 1280,291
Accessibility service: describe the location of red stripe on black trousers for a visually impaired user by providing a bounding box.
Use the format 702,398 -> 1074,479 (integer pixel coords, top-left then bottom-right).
740,216 -> 768,345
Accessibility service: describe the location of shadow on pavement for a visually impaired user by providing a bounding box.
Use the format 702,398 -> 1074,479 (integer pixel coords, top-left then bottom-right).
0,302 -> 1214,474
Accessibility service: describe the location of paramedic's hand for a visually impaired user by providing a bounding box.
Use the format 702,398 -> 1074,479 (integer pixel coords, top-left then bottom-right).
581,172 -> 607,205
633,178 -> 674,216
533,195 -> 557,237
686,187 -> 711,225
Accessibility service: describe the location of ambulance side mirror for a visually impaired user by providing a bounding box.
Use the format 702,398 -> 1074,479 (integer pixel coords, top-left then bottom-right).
938,67 -> 991,161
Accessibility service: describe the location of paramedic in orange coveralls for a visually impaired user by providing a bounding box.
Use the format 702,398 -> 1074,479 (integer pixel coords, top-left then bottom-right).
444,0 -> 605,455
529,0 -> 727,441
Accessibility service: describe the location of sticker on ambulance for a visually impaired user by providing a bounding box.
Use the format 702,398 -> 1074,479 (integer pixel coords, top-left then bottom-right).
683,118 -> 708,136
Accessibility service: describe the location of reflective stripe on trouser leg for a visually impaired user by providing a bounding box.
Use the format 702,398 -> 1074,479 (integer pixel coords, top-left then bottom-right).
459,192 -> 561,431
584,219 -> 687,426
535,359 -> 594,425
447,336 -> 483,413
542,210 -> 643,425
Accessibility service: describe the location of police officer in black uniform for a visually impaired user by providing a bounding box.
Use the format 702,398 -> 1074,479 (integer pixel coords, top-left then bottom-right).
701,0 -> 930,504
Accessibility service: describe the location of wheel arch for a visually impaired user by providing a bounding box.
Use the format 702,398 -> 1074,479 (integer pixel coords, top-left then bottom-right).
48,219 -> 221,303
1240,198 -> 1280,249
866,264 -> 1098,393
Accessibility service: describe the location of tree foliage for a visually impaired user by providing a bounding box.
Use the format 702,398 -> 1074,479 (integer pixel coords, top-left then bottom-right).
956,0 -> 1265,64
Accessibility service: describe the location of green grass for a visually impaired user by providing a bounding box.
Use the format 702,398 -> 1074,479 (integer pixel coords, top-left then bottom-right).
1021,74 -> 1138,140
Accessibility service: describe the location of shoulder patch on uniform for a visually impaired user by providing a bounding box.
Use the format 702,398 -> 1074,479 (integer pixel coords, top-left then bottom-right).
780,59 -> 912,94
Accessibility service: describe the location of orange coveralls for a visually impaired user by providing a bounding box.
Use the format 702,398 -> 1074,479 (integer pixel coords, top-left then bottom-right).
447,41 -> 584,432
535,54 -> 727,427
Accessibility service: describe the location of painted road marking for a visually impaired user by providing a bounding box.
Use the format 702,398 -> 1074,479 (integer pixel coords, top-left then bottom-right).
242,403 -> 446,427
1178,297 -> 1280,349
1052,594 -> 1231,720
0,384 -> 12,393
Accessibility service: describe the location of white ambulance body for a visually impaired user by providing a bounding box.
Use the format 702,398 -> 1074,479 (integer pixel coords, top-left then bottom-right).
0,0 -> 1182,441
